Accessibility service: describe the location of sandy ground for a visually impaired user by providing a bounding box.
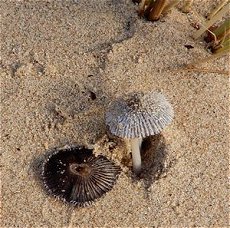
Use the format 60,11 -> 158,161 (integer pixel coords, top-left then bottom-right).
1,0 -> 229,227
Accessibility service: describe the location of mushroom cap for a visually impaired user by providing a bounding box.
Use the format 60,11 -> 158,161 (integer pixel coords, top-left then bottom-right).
42,146 -> 121,207
105,92 -> 174,138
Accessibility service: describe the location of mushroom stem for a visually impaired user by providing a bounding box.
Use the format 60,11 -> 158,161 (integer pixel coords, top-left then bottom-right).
130,138 -> 143,174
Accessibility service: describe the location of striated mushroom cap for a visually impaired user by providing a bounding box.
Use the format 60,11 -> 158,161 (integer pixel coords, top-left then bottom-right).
105,91 -> 174,138
42,146 -> 121,207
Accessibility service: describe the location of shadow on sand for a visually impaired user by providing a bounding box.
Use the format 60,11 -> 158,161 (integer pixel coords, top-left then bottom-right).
132,134 -> 168,191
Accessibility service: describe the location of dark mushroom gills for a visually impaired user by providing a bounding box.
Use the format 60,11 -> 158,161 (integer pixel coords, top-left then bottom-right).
42,146 -> 121,206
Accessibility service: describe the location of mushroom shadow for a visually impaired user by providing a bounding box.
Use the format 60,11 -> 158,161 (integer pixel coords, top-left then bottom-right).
134,134 -> 168,190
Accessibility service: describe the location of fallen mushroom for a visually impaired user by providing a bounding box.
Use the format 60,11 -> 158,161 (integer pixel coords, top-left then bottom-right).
105,91 -> 174,174
42,146 -> 121,206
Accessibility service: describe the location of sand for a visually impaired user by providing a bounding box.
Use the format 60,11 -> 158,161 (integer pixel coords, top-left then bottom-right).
1,0 -> 229,227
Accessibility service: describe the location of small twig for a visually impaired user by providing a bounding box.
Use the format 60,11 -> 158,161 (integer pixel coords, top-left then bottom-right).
206,27 -> 219,45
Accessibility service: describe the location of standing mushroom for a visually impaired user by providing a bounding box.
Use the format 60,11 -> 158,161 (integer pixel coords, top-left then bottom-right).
105,91 -> 174,174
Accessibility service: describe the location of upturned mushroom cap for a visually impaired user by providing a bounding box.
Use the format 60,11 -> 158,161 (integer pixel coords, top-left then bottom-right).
105,91 -> 174,138
42,146 -> 121,207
